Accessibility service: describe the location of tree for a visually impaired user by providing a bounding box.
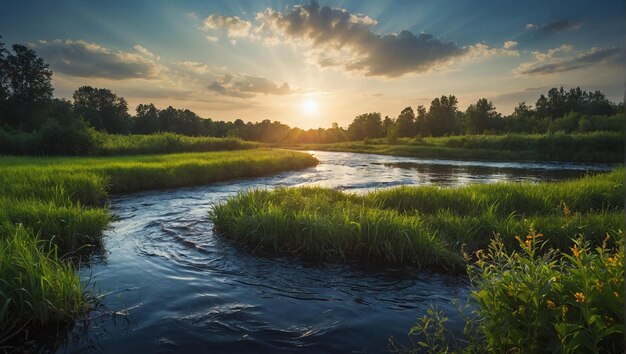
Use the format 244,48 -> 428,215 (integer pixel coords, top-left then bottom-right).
465,98 -> 499,134
396,107 -> 415,137
73,86 -> 131,134
347,112 -> 384,140
133,103 -> 160,134
415,105 -> 427,136
0,37 -> 8,102
382,115 -> 394,136
512,102 -> 534,119
0,42 -> 53,130
425,95 -> 459,136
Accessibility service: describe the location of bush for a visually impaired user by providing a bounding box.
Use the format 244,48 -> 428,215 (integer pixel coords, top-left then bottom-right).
399,229 -> 624,353
37,118 -> 96,155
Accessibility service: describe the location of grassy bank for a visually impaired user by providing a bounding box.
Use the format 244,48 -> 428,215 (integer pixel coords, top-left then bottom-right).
210,169 -> 624,271
279,131 -> 624,163
91,132 -> 258,155
0,149 -> 318,344
0,128 -> 257,156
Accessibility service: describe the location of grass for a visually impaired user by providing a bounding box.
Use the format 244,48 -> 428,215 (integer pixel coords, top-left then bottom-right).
0,226 -> 87,345
91,132 -> 258,155
279,131 -> 624,163
0,148 -> 318,343
210,169 -> 624,271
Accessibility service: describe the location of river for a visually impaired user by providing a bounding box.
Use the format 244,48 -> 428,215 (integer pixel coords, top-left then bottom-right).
52,151 -> 612,353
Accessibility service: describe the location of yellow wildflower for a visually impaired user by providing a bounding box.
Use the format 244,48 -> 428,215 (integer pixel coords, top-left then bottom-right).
594,280 -> 603,292
574,292 -> 585,303
546,299 -> 556,309
607,256 -> 617,266
571,245 -> 581,258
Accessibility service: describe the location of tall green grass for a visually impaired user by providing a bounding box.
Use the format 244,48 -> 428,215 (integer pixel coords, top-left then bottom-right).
211,187 -> 463,271
0,226 -> 86,345
0,148 -> 318,343
211,169 -> 624,270
91,132 -> 258,155
280,131 -> 624,163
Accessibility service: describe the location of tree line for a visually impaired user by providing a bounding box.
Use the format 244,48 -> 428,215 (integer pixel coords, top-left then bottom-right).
0,37 -> 623,154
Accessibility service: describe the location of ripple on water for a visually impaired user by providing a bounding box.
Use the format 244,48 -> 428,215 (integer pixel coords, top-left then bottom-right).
54,151 -> 612,353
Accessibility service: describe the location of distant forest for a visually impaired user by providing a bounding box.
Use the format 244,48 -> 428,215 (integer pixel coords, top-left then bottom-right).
0,38 -> 623,154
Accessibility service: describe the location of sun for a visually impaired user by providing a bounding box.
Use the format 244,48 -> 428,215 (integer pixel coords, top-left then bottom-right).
301,98 -> 319,116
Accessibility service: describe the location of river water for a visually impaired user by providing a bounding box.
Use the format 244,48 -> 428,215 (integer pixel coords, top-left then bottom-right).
52,151 -> 612,353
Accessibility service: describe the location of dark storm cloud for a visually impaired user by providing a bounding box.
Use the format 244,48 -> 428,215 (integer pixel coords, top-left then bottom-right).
31,40 -> 159,80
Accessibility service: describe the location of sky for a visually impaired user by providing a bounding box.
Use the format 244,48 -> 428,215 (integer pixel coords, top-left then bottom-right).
1,0 -> 624,129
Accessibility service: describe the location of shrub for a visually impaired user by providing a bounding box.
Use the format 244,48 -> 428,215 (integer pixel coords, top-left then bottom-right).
399,229 -> 624,353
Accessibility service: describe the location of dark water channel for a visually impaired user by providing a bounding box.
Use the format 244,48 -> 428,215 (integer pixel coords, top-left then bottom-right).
53,151 -> 612,353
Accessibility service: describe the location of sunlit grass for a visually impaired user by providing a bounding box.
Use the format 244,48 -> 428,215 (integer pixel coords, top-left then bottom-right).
211,169 -> 624,270
91,132 -> 258,155
281,131 -> 624,163
0,148 -> 318,343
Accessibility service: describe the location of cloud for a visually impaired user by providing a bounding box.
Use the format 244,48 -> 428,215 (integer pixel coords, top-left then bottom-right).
539,20 -> 582,34
207,74 -> 292,98
202,1 -> 512,78
514,45 -> 623,75
133,45 -> 157,58
202,14 -> 252,38
206,35 -> 219,42
254,2 -> 470,77
503,40 -> 518,50
526,20 -> 582,35
31,39 -> 160,80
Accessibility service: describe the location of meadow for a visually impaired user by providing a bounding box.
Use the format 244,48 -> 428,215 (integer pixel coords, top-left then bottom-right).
279,131 -> 624,163
0,148 -> 318,344
211,169 -> 624,270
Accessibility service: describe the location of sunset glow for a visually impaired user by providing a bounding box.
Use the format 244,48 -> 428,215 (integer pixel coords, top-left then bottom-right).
301,98 -> 319,116
1,1 -> 622,129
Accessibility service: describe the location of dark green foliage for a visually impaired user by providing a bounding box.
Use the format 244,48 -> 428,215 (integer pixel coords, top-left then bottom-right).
396,107 -> 416,137
0,41 -> 53,131
73,86 -> 132,134
464,98 -> 500,134
347,112 -> 384,140
424,95 -> 460,136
